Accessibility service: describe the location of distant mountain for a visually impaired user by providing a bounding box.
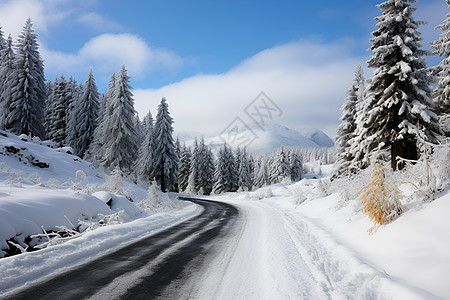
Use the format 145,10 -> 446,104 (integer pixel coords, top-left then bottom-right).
178,122 -> 334,154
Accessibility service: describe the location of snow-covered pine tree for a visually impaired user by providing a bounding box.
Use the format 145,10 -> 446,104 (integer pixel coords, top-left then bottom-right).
136,110 -> 155,183
87,73 -> 116,162
71,69 -> 100,157
64,76 -> 78,147
150,97 -> 178,192
0,26 -> 6,52
46,75 -> 70,145
268,147 -> 290,184
430,10 -> 450,138
198,138 -> 215,195
253,155 -> 268,188
44,80 -> 55,136
228,147 -> 239,192
356,0 -> 440,170
7,18 -> 46,138
238,147 -> 253,191
333,64 -> 365,177
289,150 -> 303,182
141,110 -> 154,132
0,35 -> 15,130
135,113 -> 145,146
178,144 -> 192,192
186,138 -> 199,194
213,144 -> 238,193
95,66 -> 138,174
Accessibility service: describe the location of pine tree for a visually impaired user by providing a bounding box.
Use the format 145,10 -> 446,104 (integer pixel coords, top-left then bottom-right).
289,151 -> 303,182
47,75 -> 69,145
238,148 -> 253,191
253,156 -> 268,188
213,144 -> 238,194
0,26 -> 6,52
71,69 -> 99,157
268,147 -> 290,184
430,11 -> 450,137
178,145 -> 192,192
333,64 -> 365,177
357,0 -> 440,170
6,18 -> 46,138
0,35 -> 15,130
44,80 -> 55,136
150,97 -> 178,192
64,76 -> 79,147
197,138 -> 215,195
212,146 -> 227,194
88,73 -> 116,161
186,138 -> 200,194
136,110 -> 154,183
95,66 -> 138,174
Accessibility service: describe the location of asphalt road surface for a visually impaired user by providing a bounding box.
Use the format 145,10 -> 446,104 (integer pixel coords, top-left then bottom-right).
3,198 -> 239,300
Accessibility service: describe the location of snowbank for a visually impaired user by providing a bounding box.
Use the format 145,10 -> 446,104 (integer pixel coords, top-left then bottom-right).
212,178 -> 450,299
258,181 -> 450,299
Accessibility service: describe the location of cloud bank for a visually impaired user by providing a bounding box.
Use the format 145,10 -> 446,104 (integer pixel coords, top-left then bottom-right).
134,40 -> 365,138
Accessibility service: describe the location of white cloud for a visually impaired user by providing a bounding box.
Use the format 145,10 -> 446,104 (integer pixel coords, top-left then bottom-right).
76,12 -> 123,32
41,33 -> 184,80
134,40 -> 365,139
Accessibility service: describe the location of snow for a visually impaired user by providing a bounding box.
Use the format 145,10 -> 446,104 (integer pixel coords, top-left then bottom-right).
0,131 -> 200,295
0,204 -> 201,295
1,130 -> 449,299
205,179 -> 450,299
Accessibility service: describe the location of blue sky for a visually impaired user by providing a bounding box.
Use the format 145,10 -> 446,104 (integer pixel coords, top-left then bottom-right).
0,0 -> 447,138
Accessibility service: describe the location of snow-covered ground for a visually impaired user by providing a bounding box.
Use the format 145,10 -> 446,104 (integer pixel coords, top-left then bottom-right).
1,131 -> 449,299
0,131 -> 200,295
206,180 -> 450,299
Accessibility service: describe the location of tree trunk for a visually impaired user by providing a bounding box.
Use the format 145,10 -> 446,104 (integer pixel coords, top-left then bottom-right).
391,139 -> 417,171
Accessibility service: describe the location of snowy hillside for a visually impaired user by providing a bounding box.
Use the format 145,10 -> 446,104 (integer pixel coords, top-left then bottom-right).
179,122 -> 334,154
0,131 -> 195,259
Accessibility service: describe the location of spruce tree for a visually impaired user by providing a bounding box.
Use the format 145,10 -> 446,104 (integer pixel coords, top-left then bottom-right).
0,26 -> 6,52
150,97 -> 178,192
212,147 -> 226,194
0,35 -> 15,130
186,138 -> 200,194
47,75 -> 69,145
238,148 -> 252,191
88,73 -> 116,161
213,144 -> 238,194
359,0 -> 440,170
289,151 -> 303,182
136,110 -> 154,183
198,138 -> 215,195
64,76 -> 79,147
430,11 -> 450,137
71,69 -> 99,157
253,156 -> 268,188
178,145 -> 192,192
95,66 -> 138,174
7,18 -> 46,138
333,64 -> 365,176
268,147 -> 290,184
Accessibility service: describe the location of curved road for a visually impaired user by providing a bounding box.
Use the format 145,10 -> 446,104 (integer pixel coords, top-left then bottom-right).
3,198 -> 239,300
